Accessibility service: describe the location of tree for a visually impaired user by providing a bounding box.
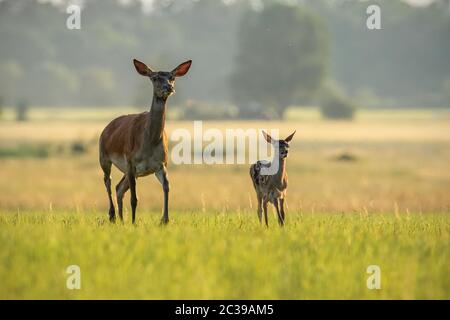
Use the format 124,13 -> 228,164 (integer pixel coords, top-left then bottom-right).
24,62 -> 78,106
0,96 -> 3,119
80,68 -> 118,106
313,0 -> 450,107
0,61 -> 23,106
230,3 -> 329,119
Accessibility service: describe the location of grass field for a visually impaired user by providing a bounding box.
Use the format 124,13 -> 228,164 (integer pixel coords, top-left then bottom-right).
0,212 -> 448,299
0,107 -> 449,299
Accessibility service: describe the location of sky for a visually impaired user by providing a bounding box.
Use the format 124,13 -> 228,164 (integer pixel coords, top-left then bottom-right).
37,0 -> 439,8
404,0 -> 435,6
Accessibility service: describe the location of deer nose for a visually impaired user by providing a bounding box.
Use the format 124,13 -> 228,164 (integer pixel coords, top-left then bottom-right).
164,84 -> 174,92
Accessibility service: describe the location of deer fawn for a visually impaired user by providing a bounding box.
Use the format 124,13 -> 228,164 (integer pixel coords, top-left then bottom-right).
99,59 -> 192,224
250,130 -> 296,227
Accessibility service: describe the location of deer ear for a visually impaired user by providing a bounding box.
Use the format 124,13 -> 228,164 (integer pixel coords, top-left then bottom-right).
172,60 -> 192,77
133,59 -> 152,76
284,130 -> 296,142
262,131 -> 273,144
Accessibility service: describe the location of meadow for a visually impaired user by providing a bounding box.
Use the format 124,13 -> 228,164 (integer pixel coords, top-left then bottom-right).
0,107 -> 449,299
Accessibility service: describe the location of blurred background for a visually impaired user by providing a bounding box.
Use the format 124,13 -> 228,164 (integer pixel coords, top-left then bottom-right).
0,0 -> 449,215
0,0 -> 449,118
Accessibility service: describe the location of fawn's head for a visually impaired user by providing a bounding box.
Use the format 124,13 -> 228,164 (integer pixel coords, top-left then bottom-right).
133,59 -> 192,99
262,130 -> 296,159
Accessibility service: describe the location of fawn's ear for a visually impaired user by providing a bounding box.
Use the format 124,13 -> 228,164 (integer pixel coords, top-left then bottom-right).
172,60 -> 192,77
133,59 -> 153,76
284,130 -> 296,142
262,131 -> 273,144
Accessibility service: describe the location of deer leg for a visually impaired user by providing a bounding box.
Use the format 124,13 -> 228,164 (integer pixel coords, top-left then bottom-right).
274,199 -> 284,227
127,170 -> 137,225
101,160 -> 115,223
115,175 -> 129,223
256,193 -> 263,223
156,167 -> 169,225
263,198 -> 269,227
280,198 -> 286,223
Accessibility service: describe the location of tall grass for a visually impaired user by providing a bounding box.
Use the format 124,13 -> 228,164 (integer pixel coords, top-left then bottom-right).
0,212 -> 448,299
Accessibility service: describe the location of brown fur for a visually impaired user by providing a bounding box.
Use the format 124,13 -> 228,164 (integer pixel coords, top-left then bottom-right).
98,59 -> 191,225
100,113 -> 147,156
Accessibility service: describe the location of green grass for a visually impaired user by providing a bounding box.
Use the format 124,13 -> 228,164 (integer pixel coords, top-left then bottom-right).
0,211 -> 448,299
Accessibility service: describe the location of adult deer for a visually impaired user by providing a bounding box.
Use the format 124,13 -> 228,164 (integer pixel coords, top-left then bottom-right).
99,59 -> 192,224
250,130 -> 296,227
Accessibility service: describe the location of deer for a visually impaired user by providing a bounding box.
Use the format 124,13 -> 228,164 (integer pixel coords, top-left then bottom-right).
99,58 -> 192,225
250,130 -> 296,227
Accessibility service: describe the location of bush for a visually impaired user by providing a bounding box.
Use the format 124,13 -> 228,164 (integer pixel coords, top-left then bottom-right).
334,151 -> 358,162
0,144 -> 50,158
71,141 -> 88,155
320,84 -> 356,120
180,100 -> 238,120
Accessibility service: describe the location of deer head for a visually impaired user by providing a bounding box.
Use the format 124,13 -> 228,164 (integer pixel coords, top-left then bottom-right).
262,130 -> 296,159
133,59 -> 192,99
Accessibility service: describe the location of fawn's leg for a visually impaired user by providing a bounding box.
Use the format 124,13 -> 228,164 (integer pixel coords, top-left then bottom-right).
263,198 -> 269,227
127,170 -> 137,225
274,199 -> 284,227
156,166 -> 170,225
280,198 -> 286,223
256,193 -> 263,223
115,175 -> 129,223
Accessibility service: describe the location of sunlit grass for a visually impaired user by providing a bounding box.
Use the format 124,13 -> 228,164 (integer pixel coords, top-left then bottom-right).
0,211 -> 448,299
0,140 -> 448,213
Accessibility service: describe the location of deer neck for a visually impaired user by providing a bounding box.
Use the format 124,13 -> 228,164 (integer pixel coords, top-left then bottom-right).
145,95 -> 167,146
272,156 -> 287,185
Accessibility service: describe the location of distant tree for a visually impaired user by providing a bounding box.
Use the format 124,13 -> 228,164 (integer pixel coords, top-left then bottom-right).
133,81 -> 151,108
230,4 -> 329,119
312,0 -> 450,107
1,0 -> 448,109
80,68 -> 118,106
0,96 -> 3,119
0,61 -> 23,106
16,99 -> 29,122
442,78 -> 450,106
24,62 -> 78,106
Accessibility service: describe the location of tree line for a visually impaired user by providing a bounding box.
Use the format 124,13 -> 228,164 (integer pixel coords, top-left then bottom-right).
0,0 -> 449,119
